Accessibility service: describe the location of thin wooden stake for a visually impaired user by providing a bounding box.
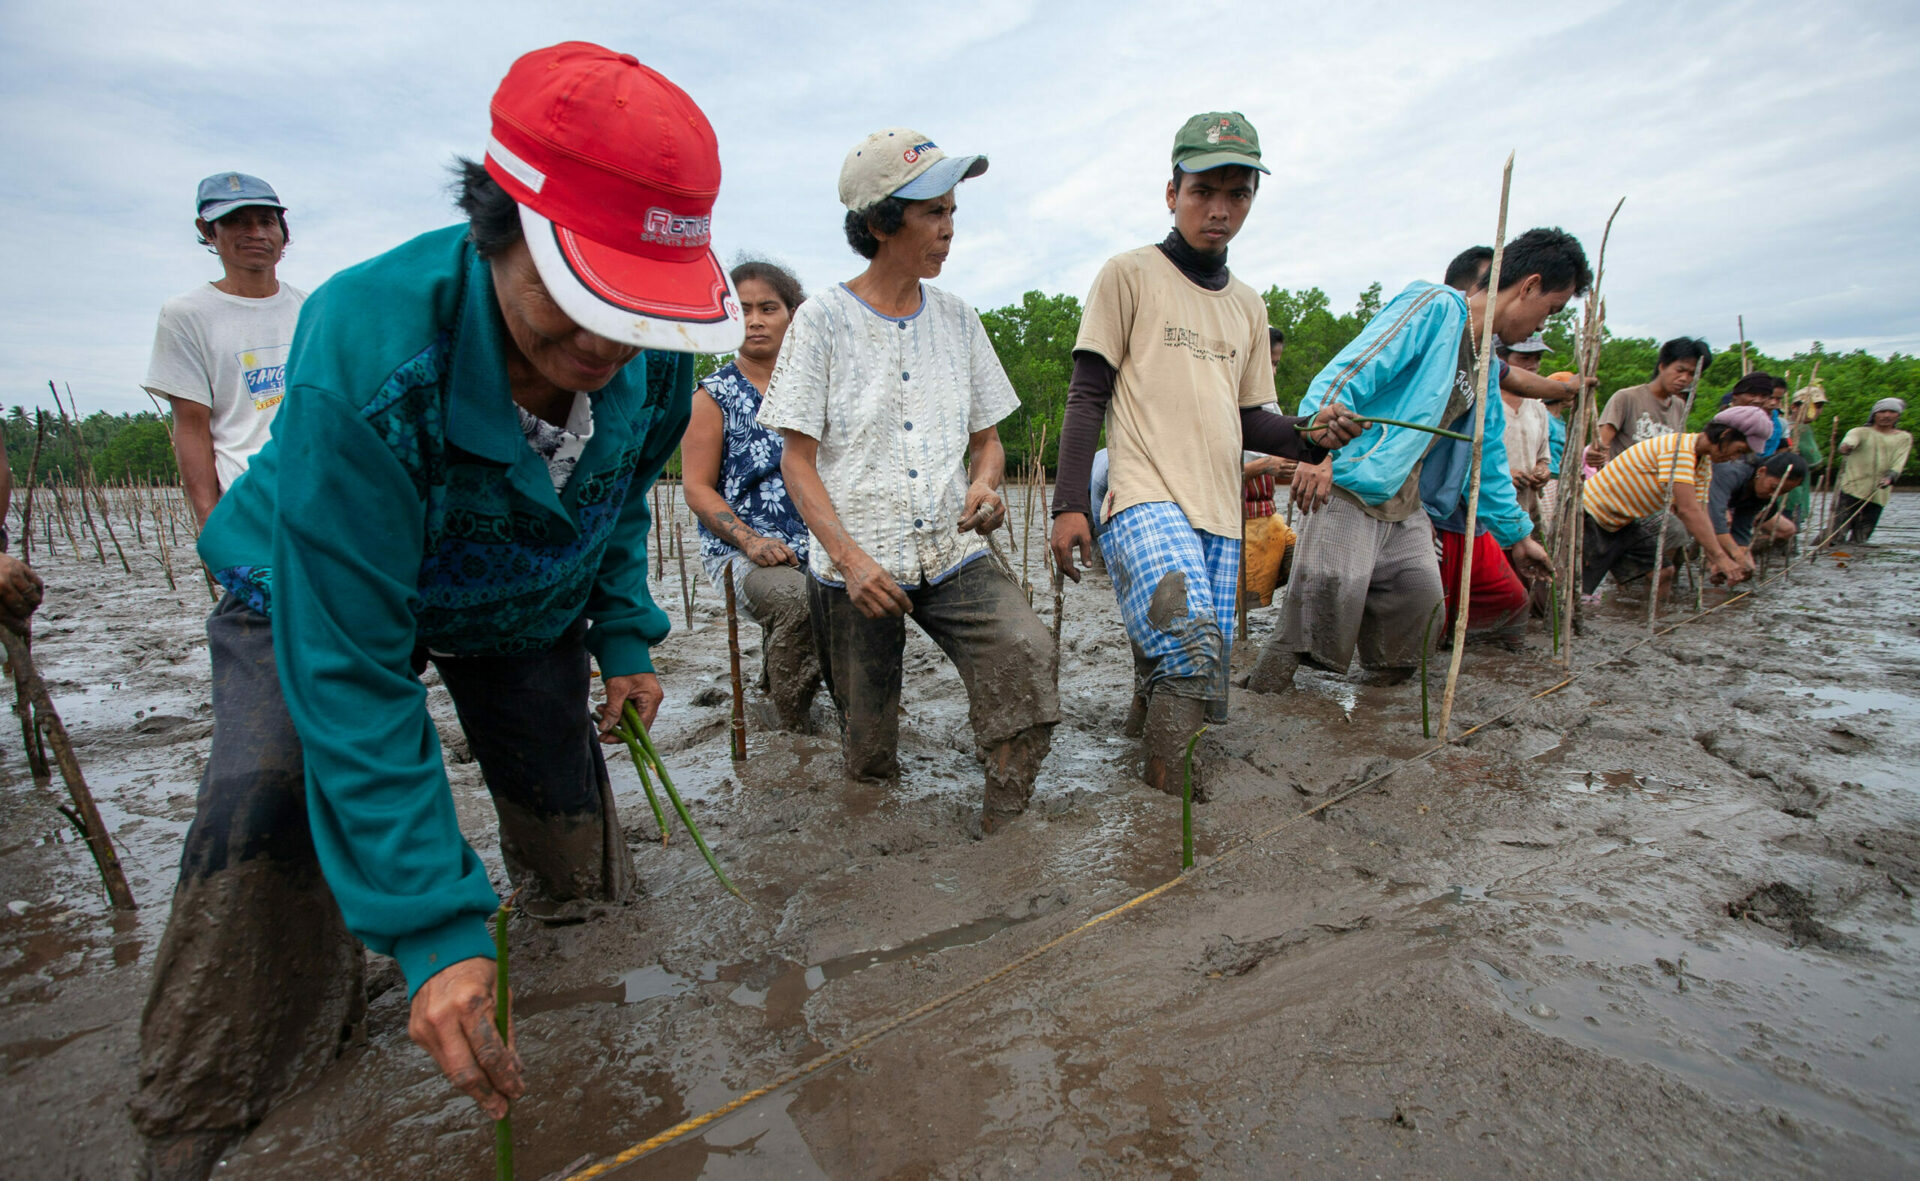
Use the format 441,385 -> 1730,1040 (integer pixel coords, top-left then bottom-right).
675,521 -> 693,629
724,573 -> 746,763
18,412 -> 46,566
1,626 -> 136,909
1644,348 -> 1709,638
1435,152 -> 1514,742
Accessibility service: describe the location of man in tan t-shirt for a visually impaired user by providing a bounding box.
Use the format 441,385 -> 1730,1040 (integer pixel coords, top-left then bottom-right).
1588,336 -> 1712,465
1049,111 -> 1356,798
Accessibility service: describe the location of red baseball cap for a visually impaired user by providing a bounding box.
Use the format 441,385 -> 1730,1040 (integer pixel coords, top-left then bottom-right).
485,43 -> 743,353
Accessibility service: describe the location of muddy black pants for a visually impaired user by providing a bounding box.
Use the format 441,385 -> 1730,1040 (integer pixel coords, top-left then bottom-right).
1827,493 -> 1884,545
132,596 -> 632,1142
807,558 -> 1058,783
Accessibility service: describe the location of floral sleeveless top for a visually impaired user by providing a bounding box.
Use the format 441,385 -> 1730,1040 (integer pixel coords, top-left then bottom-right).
696,361 -> 810,584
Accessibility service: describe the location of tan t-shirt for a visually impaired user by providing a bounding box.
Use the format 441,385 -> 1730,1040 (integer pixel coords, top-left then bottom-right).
1076,246 -> 1272,538
1597,382 -> 1688,461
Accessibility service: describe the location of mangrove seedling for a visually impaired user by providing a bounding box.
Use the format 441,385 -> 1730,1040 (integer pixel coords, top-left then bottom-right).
493,899 -> 515,1181
616,703 -> 742,899
1182,725 -> 1208,871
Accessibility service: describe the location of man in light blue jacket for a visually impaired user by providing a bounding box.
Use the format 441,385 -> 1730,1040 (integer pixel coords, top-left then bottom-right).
1248,228 -> 1588,692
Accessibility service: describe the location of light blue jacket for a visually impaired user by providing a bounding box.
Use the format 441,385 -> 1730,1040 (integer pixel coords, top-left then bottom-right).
1298,280 -> 1532,547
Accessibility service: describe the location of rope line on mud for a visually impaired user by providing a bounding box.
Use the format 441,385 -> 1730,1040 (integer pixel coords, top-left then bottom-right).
558,508 -> 1877,1180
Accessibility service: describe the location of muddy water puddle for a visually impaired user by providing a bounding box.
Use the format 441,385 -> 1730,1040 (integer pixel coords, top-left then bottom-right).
522,911 -> 1040,1023
1475,912 -> 1920,1150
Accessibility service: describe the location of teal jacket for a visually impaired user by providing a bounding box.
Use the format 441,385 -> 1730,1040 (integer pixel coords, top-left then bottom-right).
200,225 -> 691,995
1298,281 -> 1531,547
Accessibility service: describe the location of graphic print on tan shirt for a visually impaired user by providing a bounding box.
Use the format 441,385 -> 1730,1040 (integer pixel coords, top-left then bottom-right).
1075,246 -> 1272,538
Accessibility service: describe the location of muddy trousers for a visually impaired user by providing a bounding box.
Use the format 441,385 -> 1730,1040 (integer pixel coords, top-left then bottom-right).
723,558 -> 823,732
132,597 -> 633,1146
1826,493 -> 1884,545
1257,494 -> 1442,682
807,558 -> 1058,814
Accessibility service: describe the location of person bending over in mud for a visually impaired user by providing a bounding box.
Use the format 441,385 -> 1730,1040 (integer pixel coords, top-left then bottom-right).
1707,449 -> 1809,575
1718,371 -> 1788,457
761,127 -> 1057,833
132,45 -> 744,1179
1579,407 -> 1770,597
681,259 -> 824,732
1049,111 -> 1358,800
1245,228 -> 1586,695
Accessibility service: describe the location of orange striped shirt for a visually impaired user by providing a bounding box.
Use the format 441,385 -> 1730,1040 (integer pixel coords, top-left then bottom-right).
1585,432 -> 1710,530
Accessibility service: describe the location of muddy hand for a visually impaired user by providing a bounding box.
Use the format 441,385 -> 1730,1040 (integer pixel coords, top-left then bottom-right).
957,482 -> 1006,535
0,555 -> 44,632
1050,512 -> 1095,583
1310,403 -> 1364,449
843,554 -> 912,619
599,672 -> 662,742
1290,459 -> 1334,514
409,956 -> 525,1120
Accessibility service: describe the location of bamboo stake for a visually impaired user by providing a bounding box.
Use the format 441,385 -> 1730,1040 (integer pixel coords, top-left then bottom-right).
18,412 -> 46,565
52,479 -> 89,562
49,383 -> 130,574
724,572 -> 746,763
1,626 -> 136,909
1434,152 -> 1514,742
1550,196 -> 1624,664
1050,568 -> 1065,690
1644,349 -> 1709,638
1738,315 -> 1750,376
7,620 -> 51,783
674,521 -> 693,628
152,503 -> 177,591
654,484 -> 666,580
1819,412 -> 1843,538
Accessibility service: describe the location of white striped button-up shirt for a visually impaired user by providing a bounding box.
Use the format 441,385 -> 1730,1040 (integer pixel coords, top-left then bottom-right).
758,282 -> 1020,587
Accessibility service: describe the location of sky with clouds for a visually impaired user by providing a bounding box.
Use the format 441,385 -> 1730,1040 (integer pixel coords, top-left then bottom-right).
3,0 -> 1915,415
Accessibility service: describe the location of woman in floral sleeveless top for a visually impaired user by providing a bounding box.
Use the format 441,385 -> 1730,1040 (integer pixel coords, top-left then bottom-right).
682,261 -> 822,730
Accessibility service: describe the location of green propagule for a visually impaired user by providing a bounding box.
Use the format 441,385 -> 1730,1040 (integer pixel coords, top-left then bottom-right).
612,701 -> 742,899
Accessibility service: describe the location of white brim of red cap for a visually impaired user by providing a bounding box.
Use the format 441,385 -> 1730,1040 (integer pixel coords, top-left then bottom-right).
519,205 -> 744,354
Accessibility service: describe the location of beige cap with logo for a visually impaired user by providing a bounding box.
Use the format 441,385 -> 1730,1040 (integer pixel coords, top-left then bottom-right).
839,127 -> 988,211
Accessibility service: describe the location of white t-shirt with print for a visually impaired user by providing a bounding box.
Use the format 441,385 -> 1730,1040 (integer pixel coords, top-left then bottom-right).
142,282 -> 307,490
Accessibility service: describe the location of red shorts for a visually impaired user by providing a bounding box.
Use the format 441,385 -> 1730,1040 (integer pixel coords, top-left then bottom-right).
1437,529 -> 1529,632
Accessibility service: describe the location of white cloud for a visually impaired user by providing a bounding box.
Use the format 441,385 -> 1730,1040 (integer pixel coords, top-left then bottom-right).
2,0 -> 1914,415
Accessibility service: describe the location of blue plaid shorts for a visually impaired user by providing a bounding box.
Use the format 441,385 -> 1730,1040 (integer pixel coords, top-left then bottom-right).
1099,501 -> 1241,715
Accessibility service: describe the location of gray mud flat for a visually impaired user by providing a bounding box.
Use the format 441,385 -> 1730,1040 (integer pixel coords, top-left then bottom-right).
4,493 -> 1919,1179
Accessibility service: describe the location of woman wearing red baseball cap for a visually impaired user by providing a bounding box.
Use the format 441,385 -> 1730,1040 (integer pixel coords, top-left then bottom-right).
134,44 -> 740,1177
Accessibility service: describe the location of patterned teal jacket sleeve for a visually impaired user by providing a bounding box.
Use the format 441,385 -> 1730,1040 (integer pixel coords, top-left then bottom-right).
268,383 -> 503,996
586,351 -> 693,678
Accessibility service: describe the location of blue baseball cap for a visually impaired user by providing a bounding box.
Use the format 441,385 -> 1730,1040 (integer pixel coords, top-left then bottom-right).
196,172 -> 286,222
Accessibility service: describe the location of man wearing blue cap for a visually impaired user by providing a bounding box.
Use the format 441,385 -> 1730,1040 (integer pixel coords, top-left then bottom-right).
142,173 -> 303,525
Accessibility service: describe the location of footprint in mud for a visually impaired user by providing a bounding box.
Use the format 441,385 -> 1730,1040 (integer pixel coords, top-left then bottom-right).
1193,916 -> 1372,977
1725,882 -> 1869,953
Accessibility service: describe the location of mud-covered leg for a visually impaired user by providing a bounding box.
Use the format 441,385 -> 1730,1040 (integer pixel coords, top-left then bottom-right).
808,575 -> 908,780
1356,515 -> 1442,680
435,621 -> 633,922
909,561 -> 1059,828
1122,640 -> 1152,738
740,563 -> 822,733
133,598 -> 364,1181
1142,680 -> 1209,799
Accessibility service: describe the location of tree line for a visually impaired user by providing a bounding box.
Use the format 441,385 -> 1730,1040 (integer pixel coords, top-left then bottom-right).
14,293 -> 1916,488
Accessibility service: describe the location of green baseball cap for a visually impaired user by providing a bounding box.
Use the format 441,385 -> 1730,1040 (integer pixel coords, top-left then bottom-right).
1172,111 -> 1270,175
